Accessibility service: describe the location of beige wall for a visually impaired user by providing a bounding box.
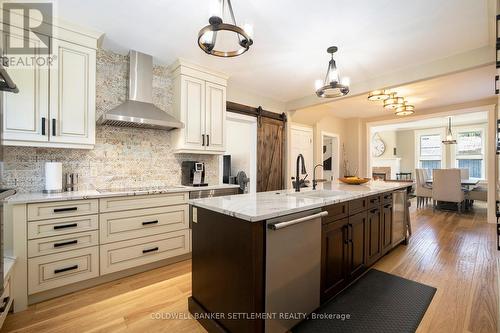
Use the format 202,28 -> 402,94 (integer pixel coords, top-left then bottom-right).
396,130 -> 415,173
226,83 -> 286,114
288,108 -> 358,177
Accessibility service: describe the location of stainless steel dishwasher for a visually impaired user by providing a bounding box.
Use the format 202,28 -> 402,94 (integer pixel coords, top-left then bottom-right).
265,208 -> 328,333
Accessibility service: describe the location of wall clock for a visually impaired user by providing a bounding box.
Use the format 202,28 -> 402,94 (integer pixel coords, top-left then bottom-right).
372,133 -> 386,157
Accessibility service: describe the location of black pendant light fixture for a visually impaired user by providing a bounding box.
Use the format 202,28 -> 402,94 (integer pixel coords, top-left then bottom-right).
198,0 -> 253,57
442,116 -> 457,144
315,46 -> 350,98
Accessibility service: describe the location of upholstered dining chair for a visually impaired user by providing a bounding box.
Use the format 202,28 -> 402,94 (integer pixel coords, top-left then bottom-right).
432,169 -> 465,213
415,168 -> 432,208
459,168 -> 469,180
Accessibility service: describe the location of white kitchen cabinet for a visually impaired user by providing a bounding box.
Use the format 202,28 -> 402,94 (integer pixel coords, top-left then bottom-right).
205,81 -> 226,152
49,39 -> 96,146
1,31 -> 49,144
1,18 -> 100,149
171,60 -> 228,154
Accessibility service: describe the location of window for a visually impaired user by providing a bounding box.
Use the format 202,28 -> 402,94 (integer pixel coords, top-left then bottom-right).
454,128 -> 485,179
417,132 -> 443,173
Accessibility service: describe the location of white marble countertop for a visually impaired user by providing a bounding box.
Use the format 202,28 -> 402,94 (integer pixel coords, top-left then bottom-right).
189,180 -> 414,222
5,184 -> 240,204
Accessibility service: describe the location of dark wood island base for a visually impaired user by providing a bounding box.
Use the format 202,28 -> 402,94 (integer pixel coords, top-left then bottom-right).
189,187 -> 411,333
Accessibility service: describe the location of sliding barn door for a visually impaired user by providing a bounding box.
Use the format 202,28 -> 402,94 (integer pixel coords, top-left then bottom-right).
257,117 -> 284,192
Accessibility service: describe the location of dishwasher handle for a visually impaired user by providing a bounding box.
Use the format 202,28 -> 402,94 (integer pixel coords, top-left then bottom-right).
268,211 -> 328,230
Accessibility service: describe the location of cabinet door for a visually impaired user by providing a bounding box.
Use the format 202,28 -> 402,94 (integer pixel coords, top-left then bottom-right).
2,31 -> 49,143
204,82 -> 226,152
366,207 -> 382,266
321,218 -> 348,303
180,75 -> 205,150
381,203 -> 393,255
49,39 -> 95,146
348,211 -> 367,280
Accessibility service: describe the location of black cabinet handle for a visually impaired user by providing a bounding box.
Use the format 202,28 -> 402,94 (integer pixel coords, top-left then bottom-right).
53,239 -> 78,248
53,207 -> 78,213
52,118 -> 56,136
41,117 -> 46,135
384,204 -> 392,209
142,247 -> 159,254
53,223 -> 78,230
142,220 -> 159,226
202,134 -> 205,146
54,265 -> 78,274
207,134 -> 210,146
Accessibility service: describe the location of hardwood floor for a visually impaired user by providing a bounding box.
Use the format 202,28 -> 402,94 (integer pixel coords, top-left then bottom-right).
4,200 -> 498,332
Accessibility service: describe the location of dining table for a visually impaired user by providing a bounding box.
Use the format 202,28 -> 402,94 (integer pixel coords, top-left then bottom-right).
426,178 -> 479,188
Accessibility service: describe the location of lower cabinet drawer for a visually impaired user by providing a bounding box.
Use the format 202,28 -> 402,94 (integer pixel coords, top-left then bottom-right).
28,231 -> 99,258
99,205 -> 188,244
100,230 -> 190,275
28,247 -> 99,294
27,215 -> 99,240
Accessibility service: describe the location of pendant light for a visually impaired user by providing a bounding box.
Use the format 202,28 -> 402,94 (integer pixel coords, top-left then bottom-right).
383,93 -> 405,109
198,0 -> 253,57
368,90 -> 390,101
394,103 -> 415,116
442,117 -> 457,144
315,46 -> 350,98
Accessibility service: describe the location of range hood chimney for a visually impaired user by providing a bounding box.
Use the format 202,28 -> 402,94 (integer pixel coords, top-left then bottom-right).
97,50 -> 183,130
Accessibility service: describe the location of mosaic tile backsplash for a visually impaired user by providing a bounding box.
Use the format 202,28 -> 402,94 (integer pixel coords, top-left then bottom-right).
1,49 -> 219,193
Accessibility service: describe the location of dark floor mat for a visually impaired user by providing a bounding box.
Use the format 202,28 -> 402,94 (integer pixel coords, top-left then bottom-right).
292,269 -> 436,333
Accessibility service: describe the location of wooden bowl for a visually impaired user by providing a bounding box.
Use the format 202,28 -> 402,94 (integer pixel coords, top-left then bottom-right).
339,177 -> 371,185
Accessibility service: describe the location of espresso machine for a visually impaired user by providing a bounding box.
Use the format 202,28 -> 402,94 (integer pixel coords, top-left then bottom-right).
181,161 -> 208,187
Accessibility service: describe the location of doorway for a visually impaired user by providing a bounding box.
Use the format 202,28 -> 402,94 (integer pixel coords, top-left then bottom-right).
225,113 -> 257,193
289,124 -> 314,188
321,132 -> 340,181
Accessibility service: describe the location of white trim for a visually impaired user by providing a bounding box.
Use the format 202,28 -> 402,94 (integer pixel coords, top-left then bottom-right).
414,127 -> 447,169
223,112 -> 257,193
288,123 -> 314,189
320,131 -> 340,180
450,124 -> 487,180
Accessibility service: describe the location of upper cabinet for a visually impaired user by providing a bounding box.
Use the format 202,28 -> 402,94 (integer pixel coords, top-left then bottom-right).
1,11 -> 101,149
170,60 -> 228,154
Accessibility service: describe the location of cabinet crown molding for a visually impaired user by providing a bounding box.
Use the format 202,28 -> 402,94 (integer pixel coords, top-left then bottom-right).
169,58 -> 229,86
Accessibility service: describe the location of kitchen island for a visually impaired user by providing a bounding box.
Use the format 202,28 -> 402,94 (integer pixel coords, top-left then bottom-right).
189,181 -> 413,333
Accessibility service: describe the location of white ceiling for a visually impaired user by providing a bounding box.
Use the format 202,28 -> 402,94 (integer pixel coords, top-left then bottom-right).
297,65 -> 496,119
53,0 -> 490,103
372,111 -> 488,132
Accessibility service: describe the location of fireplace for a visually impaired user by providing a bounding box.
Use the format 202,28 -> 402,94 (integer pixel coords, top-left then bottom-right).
372,167 -> 391,180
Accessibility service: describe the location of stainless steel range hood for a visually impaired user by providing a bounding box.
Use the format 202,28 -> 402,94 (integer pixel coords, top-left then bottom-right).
97,50 -> 183,130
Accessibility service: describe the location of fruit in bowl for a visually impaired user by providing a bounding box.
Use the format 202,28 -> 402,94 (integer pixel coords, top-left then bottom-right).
339,176 -> 371,185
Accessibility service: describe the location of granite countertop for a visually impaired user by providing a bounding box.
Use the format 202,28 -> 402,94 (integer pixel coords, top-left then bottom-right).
190,180 -> 414,222
5,184 -> 240,204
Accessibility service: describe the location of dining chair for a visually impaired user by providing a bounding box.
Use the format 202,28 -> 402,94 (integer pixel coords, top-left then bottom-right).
432,169 -> 465,213
459,168 -> 469,180
415,168 -> 432,208
465,185 -> 487,207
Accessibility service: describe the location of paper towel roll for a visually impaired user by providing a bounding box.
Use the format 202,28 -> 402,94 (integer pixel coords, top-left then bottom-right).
44,162 -> 63,193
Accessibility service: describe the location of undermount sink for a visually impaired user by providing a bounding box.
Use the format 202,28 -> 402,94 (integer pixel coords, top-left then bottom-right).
288,190 -> 347,198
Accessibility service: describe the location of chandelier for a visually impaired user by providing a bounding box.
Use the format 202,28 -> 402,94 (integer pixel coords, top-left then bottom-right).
315,46 -> 350,98
442,117 -> 457,144
198,0 -> 253,57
